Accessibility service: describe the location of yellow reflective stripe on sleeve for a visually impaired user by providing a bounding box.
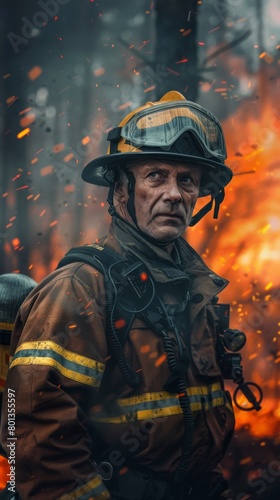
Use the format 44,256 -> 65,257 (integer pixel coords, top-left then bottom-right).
10,356 -> 101,388
58,475 -> 110,500
10,340 -> 105,388
12,340 -> 104,369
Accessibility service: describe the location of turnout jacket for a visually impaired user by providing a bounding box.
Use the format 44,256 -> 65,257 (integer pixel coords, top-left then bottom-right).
0,218 -> 235,500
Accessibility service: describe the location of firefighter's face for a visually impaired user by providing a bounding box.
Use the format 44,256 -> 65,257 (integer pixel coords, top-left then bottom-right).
115,160 -> 201,243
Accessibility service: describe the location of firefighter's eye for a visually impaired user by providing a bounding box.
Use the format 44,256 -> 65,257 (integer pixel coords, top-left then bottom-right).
179,176 -> 192,183
147,171 -> 163,179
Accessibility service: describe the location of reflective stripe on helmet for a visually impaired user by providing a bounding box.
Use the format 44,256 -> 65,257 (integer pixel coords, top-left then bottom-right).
121,101 -> 226,162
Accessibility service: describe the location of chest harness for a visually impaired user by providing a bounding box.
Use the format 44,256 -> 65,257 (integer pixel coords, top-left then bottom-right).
58,243 -> 193,485
57,243 -> 262,490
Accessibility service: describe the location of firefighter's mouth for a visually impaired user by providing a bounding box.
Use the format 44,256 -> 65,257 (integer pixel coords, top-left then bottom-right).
155,213 -> 184,220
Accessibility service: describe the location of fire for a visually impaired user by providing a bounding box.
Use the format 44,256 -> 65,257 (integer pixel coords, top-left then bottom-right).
17,128 -> 30,139
27,66 -> 43,81
0,457 -> 9,490
1,63 -> 279,490
188,68 -> 280,439
234,398 -> 280,439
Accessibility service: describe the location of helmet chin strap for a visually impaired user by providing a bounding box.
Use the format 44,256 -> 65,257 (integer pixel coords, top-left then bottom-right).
189,189 -> 225,226
122,170 -> 182,246
107,169 -> 225,243
106,170 -> 178,247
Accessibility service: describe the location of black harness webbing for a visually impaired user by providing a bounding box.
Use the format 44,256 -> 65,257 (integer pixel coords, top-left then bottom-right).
57,244 -> 125,272
57,244 -> 143,387
57,244 -> 144,349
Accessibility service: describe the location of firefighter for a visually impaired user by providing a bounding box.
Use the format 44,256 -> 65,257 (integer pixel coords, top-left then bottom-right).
1,91 -> 234,499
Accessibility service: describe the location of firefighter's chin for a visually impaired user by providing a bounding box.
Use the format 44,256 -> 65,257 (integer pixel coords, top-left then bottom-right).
139,216 -> 187,244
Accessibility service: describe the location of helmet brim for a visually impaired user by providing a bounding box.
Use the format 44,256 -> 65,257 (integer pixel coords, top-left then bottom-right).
81,152 -> 233,197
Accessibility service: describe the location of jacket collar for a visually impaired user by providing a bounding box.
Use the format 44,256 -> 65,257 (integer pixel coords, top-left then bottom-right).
99,218 -> 229,321
101,217 -> 228,294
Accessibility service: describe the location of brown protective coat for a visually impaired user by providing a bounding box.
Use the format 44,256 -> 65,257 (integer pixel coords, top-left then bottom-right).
0,219 -> 235,499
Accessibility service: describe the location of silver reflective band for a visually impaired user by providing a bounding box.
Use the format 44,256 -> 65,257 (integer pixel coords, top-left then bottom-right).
121,101 -> 226,162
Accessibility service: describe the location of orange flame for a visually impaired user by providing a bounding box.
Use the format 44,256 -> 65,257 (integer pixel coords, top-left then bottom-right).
189,68 -> 280,437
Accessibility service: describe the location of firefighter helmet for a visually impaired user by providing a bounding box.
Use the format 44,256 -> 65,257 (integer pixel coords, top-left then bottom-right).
0,273 -> 37,393
0,273 -> 37,329
82,91 -> 232,198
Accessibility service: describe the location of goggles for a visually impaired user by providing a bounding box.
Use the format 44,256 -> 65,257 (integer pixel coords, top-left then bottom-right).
121,101 -> 227,163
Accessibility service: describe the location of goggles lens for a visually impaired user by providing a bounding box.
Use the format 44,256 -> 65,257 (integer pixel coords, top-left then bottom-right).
121,102 -> 226,161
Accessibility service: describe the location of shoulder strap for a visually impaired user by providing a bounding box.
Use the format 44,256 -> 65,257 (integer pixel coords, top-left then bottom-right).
57,243 -> 126,270
57,244 -> 133,348
57,244 -> 143,388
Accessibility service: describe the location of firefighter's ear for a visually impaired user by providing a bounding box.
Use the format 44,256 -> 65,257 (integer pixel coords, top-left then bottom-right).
114,180 -> 127,203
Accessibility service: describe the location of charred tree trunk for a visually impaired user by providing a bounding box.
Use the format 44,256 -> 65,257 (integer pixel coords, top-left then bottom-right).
154,0 -> 199,100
